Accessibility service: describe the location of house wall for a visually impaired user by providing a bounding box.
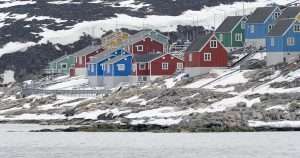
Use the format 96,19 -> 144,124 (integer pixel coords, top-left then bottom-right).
150,54 -> 184,76
75,49 -> 101,68
184,37 -> 228,68
130,37 -> 164,55
135,63 -> 150,76
216,32 -> 231,48
231,22 -> 245,47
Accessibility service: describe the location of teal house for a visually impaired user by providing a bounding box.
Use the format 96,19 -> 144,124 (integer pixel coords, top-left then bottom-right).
44,55 -> 75,75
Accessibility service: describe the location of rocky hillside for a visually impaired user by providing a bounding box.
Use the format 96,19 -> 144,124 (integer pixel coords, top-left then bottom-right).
1,58 -> 300,132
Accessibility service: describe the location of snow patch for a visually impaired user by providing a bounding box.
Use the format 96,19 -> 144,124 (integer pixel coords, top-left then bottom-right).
0,42 -> 36,57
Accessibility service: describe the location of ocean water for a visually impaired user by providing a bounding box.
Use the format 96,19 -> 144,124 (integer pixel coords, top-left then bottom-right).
0,124 -> 299,158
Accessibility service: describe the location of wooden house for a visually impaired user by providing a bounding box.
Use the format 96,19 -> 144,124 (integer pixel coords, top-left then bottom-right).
71,45 -> 103,76
266,18 -> 300,65
133,53 -> 184,82
184,33 -> 228,77
101,31 -> 130,49
44,54 -> 75,76
87,48 -> 131,87
245,6 -> 281,49
216,16 -> 247,51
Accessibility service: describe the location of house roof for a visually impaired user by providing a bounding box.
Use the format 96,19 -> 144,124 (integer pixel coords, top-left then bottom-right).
89,48 -> 123,63
186,33 -> 212,53
103,55 -> 131,64
216,16 -> 244,33
279,7 -> 300,19
72,45 -> 102,56
133,53 -> 162,63
268,19 -> 295,36
49,55 -> 69,64
121,29 -> 169,47
247,7 -> 278,23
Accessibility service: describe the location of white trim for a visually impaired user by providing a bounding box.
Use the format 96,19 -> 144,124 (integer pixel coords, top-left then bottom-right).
139,63 -> 146,70
204,52 -> 212,61
161,62 -> 169,70
210,40 -> 217,48
136,45 -> 144,52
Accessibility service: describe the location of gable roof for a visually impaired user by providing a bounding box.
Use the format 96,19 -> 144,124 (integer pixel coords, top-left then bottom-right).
279,7 -> 300,19
103,55 -> 131,65
216,16 -> 245,33
49,55 -> 69,64
247,6 -> 278,23
133,53 -> 162,63
268,19 -> 295,36
186,33 -> 212,53
121,29 -> 169,47
72,45 -> 102,56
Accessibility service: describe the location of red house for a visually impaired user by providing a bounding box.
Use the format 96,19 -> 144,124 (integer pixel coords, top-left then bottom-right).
123,30 -> 169,55
132,53 -> 184,82
184,33 -> 228,77
70,45 -> 103,76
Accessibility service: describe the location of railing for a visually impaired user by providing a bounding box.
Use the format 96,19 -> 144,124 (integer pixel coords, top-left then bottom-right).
21,88 -> 111,97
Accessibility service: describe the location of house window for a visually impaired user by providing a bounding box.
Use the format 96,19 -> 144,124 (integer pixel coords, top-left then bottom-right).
210,40 -> 217,48
287,37 -> 295,46
117,64 -> 125,71
132,64 -> 137,72
274,12 -> 280,19
294,24 -> 300,32
235,33 -> 243,41
219,34 -> 223,42
139,63 -> 146,70
136,45 -> 143,52
250,25 -> 255,33
78,57 -> 82,64
61,63 -> 67,69
270,38 -> 275,47
204,52 -> 212,61
162,63 -> 168,70
241,21 -> 246,29
91,64 -> 95,72
268,24 -> 273,32
177,63 -> 183,70
106,64 -> 110,73
188,54 -> 192,62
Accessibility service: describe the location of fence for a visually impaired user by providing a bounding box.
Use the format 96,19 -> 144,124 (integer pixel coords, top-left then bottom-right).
21,88 -> 111,97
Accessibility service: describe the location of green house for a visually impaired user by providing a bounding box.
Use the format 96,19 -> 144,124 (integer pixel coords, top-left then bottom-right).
44,54 -> 75,75
216,16 -> 247,51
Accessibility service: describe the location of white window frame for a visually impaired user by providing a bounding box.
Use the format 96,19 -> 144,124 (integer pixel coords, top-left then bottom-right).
204,52 -> 212,62
274,12 -> 280,19
188,54 -> 192,62
235,33 -> 243,41
78,57 -> 82,64
210,40 -> 217,48
270,38 -> 275,47
161,63 -> 168,70
139,63 -> 146,70
250,25 -> 255,33
241,21 -> 246,29
287,37 -> 295,46
136,45 -> 144,52
219,33 -> 223,42
268,24 -> 273,32
91,64 -> 95,72
177,63 -> 183,70
60,63 -> 67,70
132,63 -> 137,72
294,24 -> 300,32
117,64 -> 125,71
106,64 -> 110,73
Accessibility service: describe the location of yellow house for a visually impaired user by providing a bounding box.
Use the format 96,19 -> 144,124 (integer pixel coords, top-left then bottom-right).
101,31 -> 130,49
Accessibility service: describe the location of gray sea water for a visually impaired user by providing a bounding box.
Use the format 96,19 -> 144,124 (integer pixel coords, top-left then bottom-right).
0,124 -> 299,158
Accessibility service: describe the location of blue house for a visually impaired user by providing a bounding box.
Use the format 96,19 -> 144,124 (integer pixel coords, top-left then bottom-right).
266,15 -> 300,65
245,6 -> 281,49
87,48 -> 132,87
102,55 -> 132,88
